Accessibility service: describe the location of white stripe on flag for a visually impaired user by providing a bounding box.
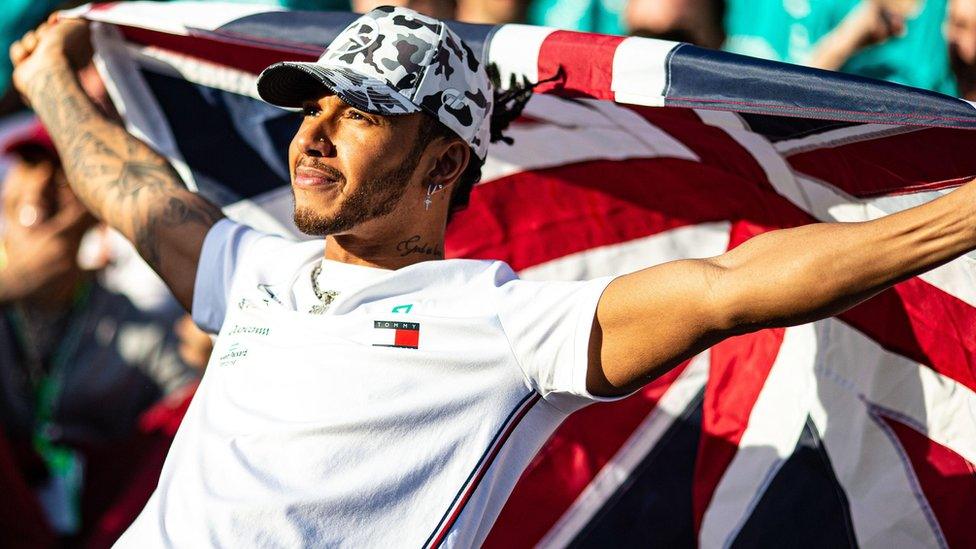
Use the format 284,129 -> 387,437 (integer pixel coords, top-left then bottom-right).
518,222 -> 731,281
483,95 -> 698,182
698,324 -> 818,549
773,124 -> 921,156
611,37 -> 681,107
71,0 -> 280,35
813,319 -> 976,465
695,109 -> 811,214
92,24 -> 199,194
810,319 -> 945,549
487,24 -> 555,87
125,42 -> 261,99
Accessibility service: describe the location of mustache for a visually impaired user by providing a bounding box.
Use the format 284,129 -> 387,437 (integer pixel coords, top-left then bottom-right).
296,159 -> 344,181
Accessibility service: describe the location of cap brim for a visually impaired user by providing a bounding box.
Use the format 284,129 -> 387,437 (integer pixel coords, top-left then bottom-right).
257,62 -> 421,116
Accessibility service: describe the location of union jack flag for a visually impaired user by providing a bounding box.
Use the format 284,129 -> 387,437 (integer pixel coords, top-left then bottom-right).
72,2 -> 976,546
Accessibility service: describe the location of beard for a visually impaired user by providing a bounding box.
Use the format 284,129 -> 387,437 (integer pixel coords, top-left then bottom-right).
292,154 -> 421,236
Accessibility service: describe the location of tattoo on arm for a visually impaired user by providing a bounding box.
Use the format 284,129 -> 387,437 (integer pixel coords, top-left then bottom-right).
26,60 -> 223,273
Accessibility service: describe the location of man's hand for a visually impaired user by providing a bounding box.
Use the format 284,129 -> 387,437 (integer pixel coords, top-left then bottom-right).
10,17 -> 92,106
808,0 -> 907,71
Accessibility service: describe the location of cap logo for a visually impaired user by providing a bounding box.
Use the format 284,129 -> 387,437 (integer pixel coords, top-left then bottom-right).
336,22 -> 379,55
442,89 -> 466,110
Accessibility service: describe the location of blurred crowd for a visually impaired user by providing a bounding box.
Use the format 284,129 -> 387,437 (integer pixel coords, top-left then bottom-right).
0,0 -> 973,546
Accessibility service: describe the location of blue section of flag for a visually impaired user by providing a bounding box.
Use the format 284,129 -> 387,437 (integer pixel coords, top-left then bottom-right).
572,392 -> 703,548
732,418 -> 857,548
143,71 -> 298,204
666,45 -> 976,130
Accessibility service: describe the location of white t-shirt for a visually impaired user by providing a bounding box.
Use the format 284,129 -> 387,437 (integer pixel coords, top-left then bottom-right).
117,219 -> 617,548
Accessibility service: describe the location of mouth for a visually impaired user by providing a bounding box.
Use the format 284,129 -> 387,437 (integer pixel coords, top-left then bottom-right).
294,165 -> 342,189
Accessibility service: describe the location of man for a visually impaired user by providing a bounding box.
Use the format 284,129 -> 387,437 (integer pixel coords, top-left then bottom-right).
9,6 -> 976,546
947,0 -> 976,99
624,0 -> 725,49
724,0 -> 956,94
0,120 -> 196,541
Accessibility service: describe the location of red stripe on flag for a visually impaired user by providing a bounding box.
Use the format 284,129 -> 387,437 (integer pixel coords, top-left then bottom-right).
839,278 -> 976,394
787,127 -> 976,197
117,26 -> 319,75
620,106 -> 776,194
454,160 -> 976,392
484,363 -> 690,548
692,326 -> 785,532
880,414 -> 976,549
691,219 -> 790,532
447,158 -> 774,271
536,30 -> 625,100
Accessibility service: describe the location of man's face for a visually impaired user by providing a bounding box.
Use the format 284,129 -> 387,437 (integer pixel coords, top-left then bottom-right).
948,0 -> 976,67
288,94 -> 427,236
2,148 -> 72,230
625,0 -> 693,38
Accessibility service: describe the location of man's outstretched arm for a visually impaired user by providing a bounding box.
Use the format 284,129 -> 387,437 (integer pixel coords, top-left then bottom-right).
589,179 -> 976,396
10,19 -> 223,310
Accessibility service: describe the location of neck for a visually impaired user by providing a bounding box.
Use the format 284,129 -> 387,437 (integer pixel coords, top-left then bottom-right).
324,225 -> 446,270
689,2 -> 724,49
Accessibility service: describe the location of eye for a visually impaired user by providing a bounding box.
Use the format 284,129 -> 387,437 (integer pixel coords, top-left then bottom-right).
302,104 -> 321,117
346,110 -> 371,123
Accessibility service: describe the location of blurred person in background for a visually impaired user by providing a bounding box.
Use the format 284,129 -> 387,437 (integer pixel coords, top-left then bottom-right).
528,0 -> 626,34
456,0 -> 528,24
724,0 -> 957,94
0,121 -> 197,544
625,0 -> 724,47
947,0 -> 976,99
352,0 -> 457,18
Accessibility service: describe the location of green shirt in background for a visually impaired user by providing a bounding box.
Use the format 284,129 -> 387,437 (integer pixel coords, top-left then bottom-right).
724,0 -> 957,95
527,0 -> 627,35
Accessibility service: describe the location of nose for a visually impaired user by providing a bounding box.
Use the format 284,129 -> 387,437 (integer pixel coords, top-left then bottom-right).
294,124 -> 335,158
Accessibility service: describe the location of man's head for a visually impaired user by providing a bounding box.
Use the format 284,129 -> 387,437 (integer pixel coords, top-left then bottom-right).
948,0 -> 976,90
256,6 -> 492,237
624,0 -> 724,48
2,121 -> 94,239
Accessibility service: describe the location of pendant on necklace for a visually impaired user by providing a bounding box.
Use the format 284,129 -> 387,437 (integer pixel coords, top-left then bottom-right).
310,262 -> 340,314
309,290 -> 339,315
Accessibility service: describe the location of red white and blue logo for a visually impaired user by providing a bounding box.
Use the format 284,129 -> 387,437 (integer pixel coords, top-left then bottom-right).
372,320 -> 420,349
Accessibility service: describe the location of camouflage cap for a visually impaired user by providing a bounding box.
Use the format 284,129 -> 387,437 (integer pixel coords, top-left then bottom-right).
257,6 -> 493,160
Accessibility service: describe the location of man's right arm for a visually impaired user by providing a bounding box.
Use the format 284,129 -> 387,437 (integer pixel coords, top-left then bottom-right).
11,19 -> 223,310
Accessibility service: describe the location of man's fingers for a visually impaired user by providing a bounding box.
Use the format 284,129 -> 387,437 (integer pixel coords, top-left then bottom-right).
9,41 -> 25,65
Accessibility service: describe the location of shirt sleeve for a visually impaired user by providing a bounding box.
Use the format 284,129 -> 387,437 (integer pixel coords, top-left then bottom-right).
495,275 -> 622,412
191,219 -> 282,334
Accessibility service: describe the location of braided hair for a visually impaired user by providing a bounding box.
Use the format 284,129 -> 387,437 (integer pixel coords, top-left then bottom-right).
417,63 -> 556,222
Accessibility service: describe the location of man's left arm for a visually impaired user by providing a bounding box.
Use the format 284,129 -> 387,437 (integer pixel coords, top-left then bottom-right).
587,179 -> 976,396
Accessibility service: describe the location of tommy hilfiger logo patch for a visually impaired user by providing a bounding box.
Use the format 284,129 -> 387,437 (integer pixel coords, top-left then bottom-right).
372,320 -> 420,349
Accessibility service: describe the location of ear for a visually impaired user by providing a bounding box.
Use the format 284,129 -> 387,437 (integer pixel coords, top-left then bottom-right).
426,139 -> 470,193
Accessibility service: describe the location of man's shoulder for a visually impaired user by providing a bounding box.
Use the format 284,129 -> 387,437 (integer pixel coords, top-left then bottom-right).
210,219 -> 324,280
405,257 -> 519,288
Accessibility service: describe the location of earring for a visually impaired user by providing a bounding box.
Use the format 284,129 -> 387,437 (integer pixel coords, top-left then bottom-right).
424,183 -> 444,211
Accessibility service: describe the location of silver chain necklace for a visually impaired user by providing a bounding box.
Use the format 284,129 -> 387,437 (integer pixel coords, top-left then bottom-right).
309,261 -> 340,314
